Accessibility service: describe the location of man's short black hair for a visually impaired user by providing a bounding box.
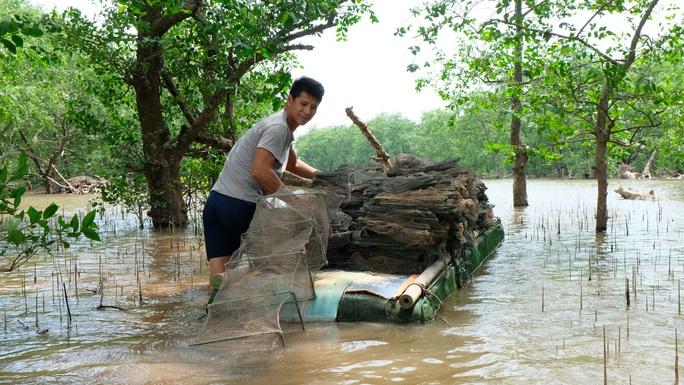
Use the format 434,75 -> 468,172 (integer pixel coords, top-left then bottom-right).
289,77 -> 324,102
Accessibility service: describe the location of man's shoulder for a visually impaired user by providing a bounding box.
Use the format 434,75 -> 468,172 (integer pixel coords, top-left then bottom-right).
261,111 -> 288,129
257,111 -> 289,136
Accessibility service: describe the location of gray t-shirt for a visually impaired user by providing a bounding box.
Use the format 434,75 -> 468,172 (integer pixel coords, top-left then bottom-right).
212,110 -> 294,203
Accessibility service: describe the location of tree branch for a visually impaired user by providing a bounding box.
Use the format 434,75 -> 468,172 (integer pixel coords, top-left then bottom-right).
284,11 -> 337,41
624,0 -> 659,69
521,0 -> 549,18
44,116 -> 69,183
193,132 -> 233,152
160,60 -> 197,126
488,18 -> 620,65
17,130 -> 45,176
150,0 -> 203,37
576,1 -> 613,37
610,121 -> 661,136
170,88 -> 228,160
345,106 -> 392,170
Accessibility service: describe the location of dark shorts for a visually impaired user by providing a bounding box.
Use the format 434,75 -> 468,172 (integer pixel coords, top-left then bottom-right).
202,191 -> 256,260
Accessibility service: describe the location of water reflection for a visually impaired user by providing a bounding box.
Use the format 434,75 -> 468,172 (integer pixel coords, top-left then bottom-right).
2,179 -> 684,384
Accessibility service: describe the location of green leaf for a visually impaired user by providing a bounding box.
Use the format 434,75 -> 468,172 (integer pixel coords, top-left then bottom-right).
7,20 -> 18,34
7,228 -> 25,244
27,206 -> 41,223
0,166 -> 7,184
81,210 -> 97,229
43,203 -> 59,219
69,214 -> 79,231
82,228 -> 101,242
5,216 -> 20,233
10,34 -> 22,48
21,26 -> 43,37
0,20 -> 9,36
13,153 -> 28,180
10,186 -> 26,207
1,38 -> 16,54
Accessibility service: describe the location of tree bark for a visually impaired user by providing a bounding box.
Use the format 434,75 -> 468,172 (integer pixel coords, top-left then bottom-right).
511,0 -> 528,207
143,160 -> 187,228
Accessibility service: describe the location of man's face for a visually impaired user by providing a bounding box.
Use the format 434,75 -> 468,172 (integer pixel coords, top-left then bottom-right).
285,92 -> 319,129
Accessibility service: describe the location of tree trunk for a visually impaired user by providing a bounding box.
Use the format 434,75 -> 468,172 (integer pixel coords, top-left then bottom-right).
511,0 -> 528,207
144,160 -> 188,228
594,86 -> 612,232
595,133 -> 609,232
133,25 -> 187,228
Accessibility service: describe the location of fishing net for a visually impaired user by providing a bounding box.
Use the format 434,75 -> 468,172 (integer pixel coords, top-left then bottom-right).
191,188 -> 331,348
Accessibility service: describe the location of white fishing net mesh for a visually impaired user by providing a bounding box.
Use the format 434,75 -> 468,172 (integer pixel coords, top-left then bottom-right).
192,188 -> 330,347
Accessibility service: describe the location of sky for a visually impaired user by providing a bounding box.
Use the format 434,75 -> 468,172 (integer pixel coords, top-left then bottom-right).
29,0 -> 444,136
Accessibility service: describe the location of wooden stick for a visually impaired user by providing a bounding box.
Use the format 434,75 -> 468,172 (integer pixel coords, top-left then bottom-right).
603,325 -> 607,385
676,328 -> 680,385
625,278 -> 630,307
345,107 -> 392,170
62,283 -> 72,327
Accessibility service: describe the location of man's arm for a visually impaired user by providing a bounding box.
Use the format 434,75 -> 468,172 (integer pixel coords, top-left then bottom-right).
286,149 -> 318,179
252,148 -> 283,194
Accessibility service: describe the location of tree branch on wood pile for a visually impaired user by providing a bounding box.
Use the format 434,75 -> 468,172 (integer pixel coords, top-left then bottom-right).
49,164 -> 77,193
345,106 -> 392,171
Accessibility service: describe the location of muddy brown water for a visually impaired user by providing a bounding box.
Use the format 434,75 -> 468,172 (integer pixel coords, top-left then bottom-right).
1,179 -> 684,384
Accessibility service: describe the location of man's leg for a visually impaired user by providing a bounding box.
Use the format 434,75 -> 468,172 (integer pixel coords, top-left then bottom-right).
202,191 -> 256,304
209,256 -> 229,276
207,256 -> 228,305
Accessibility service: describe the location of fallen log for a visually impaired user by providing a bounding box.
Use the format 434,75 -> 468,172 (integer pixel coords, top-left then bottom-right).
615,186 -> 655,200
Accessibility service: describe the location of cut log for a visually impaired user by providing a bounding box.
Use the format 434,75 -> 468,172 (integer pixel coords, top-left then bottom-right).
614,186 -> 655,200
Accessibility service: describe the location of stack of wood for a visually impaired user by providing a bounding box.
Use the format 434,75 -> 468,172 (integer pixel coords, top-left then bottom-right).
51,175 -> 107,194
311,154 -> 498,274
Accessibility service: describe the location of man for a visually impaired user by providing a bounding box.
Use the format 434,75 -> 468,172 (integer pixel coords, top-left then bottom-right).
202,76 -> 322,304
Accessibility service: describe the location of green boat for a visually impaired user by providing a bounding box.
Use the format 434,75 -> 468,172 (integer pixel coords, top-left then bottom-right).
280,219 -> 504,323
